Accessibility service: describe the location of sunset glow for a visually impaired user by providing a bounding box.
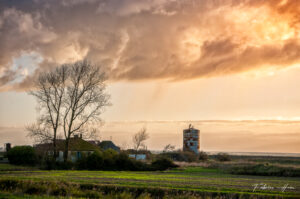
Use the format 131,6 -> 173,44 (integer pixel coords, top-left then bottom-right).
1,0 -> 300,153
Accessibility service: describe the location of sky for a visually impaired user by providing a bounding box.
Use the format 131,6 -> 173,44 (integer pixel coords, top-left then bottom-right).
0,0 -> 300,153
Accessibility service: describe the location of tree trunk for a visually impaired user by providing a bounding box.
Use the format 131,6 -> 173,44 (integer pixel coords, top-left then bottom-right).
53,137 -> 57,160
53,128 -> 58,160
63,137 -> 69,162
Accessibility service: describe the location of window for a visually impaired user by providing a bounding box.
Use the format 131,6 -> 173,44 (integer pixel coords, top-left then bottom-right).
77,152 -> 81,159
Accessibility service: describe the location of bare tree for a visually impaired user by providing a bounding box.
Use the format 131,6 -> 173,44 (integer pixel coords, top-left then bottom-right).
28,60 -> 110,162
132,127 -> 149,157
163,144 -> 175,153
62,60 -> 110,162
26,123 -> 53,144
82,126 -> 101,140
28,65 -> 68,159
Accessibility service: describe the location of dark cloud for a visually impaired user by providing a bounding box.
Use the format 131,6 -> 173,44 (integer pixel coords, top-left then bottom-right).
180,39 -> 300,79
0,0 -> 299,91
201,39 -> 238,57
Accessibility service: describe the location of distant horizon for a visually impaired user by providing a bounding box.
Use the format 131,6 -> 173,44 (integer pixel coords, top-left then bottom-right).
1,0 -> 300,155
1,120 -> 299,154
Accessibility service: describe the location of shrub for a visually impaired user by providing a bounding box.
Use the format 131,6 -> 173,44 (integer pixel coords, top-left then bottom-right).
76,155 -> 88,170
50,186 -> 68,196
7,146 -> 37,166
83,191 -> 102,198
151,158 -> 178,171
24,185 -> 47,195
56,161 -> 74,170
161,150 -> 198,162
75,151 -> 177,171
41,156 -> 74,170
76,151 -> 148,171
102,149 -> 118,170
228,164 -> 300,177
86,152 -> 104,170
0,179 -> 19,191
41,156 -> 57,170
76,151 -> 105,170
132,160 -> 151,171
182,151 -> 198,162
198,151 -> 208,161
215,153 -> 231,162
115,152 -> 137,170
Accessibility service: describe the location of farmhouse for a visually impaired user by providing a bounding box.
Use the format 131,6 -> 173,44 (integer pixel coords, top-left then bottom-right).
35,135 -> 100,162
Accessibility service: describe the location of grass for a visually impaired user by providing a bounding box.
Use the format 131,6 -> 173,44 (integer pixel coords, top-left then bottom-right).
0,163 -> 37,171
0,192 -> 68,199
0,191 -> 153,199
0,165 -> 299,198
0,191 -> 206,199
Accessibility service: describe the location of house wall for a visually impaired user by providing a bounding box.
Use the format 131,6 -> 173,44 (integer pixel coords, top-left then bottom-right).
129,154 -> 146,160
58,151 -> 64,162
57,150 -> 94,162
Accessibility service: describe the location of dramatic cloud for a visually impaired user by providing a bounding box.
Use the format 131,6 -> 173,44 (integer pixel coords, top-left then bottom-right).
0,0 -> 299,91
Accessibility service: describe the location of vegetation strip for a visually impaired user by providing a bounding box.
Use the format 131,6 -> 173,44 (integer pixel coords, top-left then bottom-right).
0,168 -> 300,198
0,179 -> 298,199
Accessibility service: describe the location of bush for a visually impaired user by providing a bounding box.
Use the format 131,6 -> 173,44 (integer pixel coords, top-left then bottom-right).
182,151 -> 198,162
0,179 -> 19,191
76,151 -> 151,171
56,161 -> 74,170
76,152 -> 103,170
41,156 -> 74,170
198,151 -> 208,161
151,158 -> 178,171
115,152 -> 138,170
24,185 -> 47,195
75,151 -> 177,171
102,149 -> 118,170
43,159 -> 55,170
75,155 -> 88,170
50,186 -> 68,196
161,150 -> 198,162
7,146 -> 37,166
228,164 -> 300,177
87,152 -> 104,170
215,153 -> 231,162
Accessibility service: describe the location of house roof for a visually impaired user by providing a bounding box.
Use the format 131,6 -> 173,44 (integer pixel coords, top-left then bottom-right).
98,140 -> 120,152
35,138 -> 100,152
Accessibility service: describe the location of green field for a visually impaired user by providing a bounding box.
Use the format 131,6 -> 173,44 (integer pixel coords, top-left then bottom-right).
0,163 -> 37,171
0,164 -> 299,198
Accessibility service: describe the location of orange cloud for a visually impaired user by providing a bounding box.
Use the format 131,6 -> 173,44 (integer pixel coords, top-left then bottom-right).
0,0 -> 299,90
